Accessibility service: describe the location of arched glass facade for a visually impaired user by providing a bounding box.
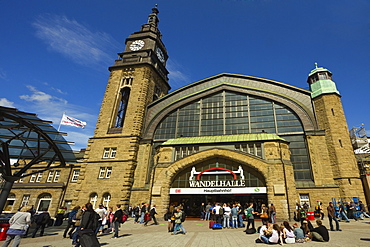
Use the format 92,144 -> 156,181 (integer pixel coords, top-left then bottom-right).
154,90 -> 312,181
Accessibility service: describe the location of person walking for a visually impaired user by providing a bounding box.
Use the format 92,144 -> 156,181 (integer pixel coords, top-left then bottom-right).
133,204 -> 140,223
63,206 -> 80,238
71,205 -> 84,246
327,202 -> 341,231
171,207 -> 186,235
78,203 -> 100,247
358,201 -> 370,219
1,206 -> 31,247
95,204 -> 107,234
338,202 -> 350,222
139,203 -> 147,224
31,208 -> 50,238
111,204 -> 123,239
144,205 -> 158,226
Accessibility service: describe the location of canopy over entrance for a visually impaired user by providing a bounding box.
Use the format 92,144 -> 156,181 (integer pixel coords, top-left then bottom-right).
0,106 -> 76,212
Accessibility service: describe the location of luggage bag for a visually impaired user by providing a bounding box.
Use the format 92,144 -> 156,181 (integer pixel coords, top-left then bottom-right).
79,233 -> 100,247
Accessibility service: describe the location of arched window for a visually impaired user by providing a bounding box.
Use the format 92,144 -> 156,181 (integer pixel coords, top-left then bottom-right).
37,193 -> 52,212
89,193 -> 98,208
114,87 -> 131,128
102,193 -> 111,207
154,90 -> 312,181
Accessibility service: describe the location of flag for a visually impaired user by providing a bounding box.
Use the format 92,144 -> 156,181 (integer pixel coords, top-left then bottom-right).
60,114 -> 86,129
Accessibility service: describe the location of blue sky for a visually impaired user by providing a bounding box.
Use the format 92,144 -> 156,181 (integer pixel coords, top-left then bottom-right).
1,0 -> 369,150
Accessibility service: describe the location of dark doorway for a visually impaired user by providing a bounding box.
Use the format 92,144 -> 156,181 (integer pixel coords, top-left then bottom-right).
170,194 -> 267,217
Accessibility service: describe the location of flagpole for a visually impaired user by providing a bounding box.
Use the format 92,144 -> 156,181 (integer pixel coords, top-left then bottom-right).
57,112 -> 65,132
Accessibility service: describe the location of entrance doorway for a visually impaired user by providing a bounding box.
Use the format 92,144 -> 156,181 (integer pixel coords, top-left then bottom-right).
170,194 -> 267,217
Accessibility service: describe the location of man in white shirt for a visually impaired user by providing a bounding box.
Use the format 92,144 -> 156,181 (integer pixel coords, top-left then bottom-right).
213,203 -> 222,224
95,204 -> 108,234
223,203 -> 231,228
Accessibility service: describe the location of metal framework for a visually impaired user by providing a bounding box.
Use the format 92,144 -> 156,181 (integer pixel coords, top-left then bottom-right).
0,106 -> 76,212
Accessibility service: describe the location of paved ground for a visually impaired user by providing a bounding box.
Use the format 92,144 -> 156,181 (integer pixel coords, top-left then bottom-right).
1,217 -> 370,247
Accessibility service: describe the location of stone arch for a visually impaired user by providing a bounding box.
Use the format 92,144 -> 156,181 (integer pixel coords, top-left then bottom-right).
152,148 -> 274,213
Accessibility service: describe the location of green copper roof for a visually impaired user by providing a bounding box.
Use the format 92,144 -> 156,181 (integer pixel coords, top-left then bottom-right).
308,63 -> 339,98
310,79 -> 340,98
162,133 -> 286,146
308,63 -> 332,77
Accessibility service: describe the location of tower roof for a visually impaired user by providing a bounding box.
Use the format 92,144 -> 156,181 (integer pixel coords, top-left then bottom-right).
146,4 -> 160,28
308,62 -> 332,77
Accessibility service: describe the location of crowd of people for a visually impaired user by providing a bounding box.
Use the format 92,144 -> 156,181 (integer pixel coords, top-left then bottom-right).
1,203 -> 129,247
196,199 -> 370,245
200,201 -> 277,228
2,199 -> 369,246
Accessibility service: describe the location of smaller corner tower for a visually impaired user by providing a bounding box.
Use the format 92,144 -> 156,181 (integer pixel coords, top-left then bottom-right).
308,63 -> 364,197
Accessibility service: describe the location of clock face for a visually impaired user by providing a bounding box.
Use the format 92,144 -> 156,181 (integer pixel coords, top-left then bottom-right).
129,40 -> 145,51
156,47 -> 165,63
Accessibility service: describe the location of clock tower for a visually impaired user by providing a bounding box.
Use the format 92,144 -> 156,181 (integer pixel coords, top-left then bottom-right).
75,6 -> 170,207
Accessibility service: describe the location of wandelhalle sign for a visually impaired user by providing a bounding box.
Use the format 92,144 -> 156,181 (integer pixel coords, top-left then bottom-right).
169,166 -> 266,195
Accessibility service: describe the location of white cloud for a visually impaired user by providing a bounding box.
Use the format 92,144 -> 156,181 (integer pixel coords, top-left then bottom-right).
19,85 -> 67,104
17,85 -> 96,150
62,130 -> 92,151
32,14 -> 120,68
0,68 -> 6,79
0,98 -> 14,107
166,59 -> 191,91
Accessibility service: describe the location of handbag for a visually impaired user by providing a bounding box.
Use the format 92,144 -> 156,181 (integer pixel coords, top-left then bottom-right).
260,212 -> 268,218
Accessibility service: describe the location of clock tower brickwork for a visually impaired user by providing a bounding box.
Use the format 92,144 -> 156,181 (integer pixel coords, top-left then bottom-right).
73,7 -> 170,207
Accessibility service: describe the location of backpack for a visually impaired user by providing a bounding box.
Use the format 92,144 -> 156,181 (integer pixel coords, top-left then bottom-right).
121,212 -> 128,223
300,209 -> 307,219
72,212 -> 78,222
219,207 -> 224,215
245,208 -> 252,218
181,211 -> 186,222
245,228 -> 256,234
68,210 -> 77,221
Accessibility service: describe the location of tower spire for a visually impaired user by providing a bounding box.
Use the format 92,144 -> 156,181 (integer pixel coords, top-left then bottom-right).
147,4 -> 159,27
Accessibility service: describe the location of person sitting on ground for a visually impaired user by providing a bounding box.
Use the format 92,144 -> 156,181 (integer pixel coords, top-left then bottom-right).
292,223 -> 305,243
258,221 -> 269,239
260,223 -> 284,245
311,219 -> 329,242
300,220 -> 313,238
282,221 -> 295,244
